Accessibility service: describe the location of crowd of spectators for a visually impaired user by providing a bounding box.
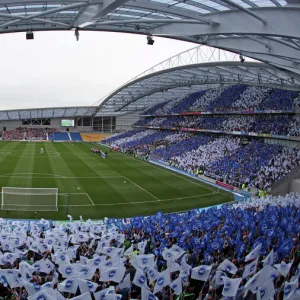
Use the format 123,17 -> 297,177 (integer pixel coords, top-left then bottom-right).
135,115 -> 300,137
2,128 -> 56,141
0,193 -> 298,299
142,85 -> 299,115
104,130 -> 300,191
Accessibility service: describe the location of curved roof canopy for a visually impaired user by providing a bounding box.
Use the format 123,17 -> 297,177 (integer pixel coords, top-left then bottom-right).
0,106 -> 97,121
96,61 -> 300,115
0,0 -> 299,78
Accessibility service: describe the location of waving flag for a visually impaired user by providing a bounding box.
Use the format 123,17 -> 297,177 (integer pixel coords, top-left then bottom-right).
94,286 -> 115,300
217,259 -> 238,274
170,277 -> 182,295
142,288 -> 158,300
283,278 -> 298,300
28,289 -> 58,300
263,249 -> 274,267
71,293 -> 93,300
75,264 -> 96,280
243,258 -> 258,278
5,274 -> 24,288
124,245 -> 133,257
24,281 -> 44,296
222,277 -> 242,297
167,260 -> 181,273
58,264 -> 81,278
100,266 -> 126,283
58,278 -> 78,294
138,241 -> 147,254
214,271 -> 226,286
136,254 -> 155,269
153,268 -> 171,294
275,260 -> 293,277
257,281 -> 275,300
180,254 -> 192,271
147,267 -> 159,284
77,278 -> 98,294
245,244 -> 262,262
118,273 -> 131,290
191,265 -> 212,281
133,267 -> 149,289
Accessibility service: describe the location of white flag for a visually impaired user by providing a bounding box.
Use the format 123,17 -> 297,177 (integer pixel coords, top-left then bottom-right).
136,254 -> 155,269
58,264 -> 81,278
100,266 -> 126,283
75,264 -> 96,280
133,267 -> 149,289
170,277 -> 182,295
275,260 -> 293,277
124,245 -> 133,257
138,241 -> 147,254
191,265 -> 212,281
257,280 -> 275,300
245,244 -> 261,262
217,259 -> 238,274
24,281 -> 44,296
142,288 -> 158,300
118,273 -> 131,290
283,278 -> 298,300
28,289 -> 58,300
153,268 -> 171,294
57,278 -> 79,294
71,292 -> 92,300
180,254 -> 191,271
222,277 -> 242,297
77,278 -> 98,294
214,271 -> 226,286
243,258 -> 258,278
263,249 -> 274,267
147,267 -> 160,285
94,286 -> 115,300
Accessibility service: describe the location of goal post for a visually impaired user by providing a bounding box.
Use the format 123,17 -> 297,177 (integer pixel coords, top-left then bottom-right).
1,187 -> 58,211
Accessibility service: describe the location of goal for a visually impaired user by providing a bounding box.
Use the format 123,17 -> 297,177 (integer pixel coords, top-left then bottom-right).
1,187 -> 58,211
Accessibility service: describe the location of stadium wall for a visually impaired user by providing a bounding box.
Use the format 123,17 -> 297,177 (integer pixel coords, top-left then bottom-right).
0,118 -> 93,132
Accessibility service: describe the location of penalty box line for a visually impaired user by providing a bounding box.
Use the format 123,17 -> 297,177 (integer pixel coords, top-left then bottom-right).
58,193 -> 95,206
56,191 -> 217,207
123,176 -> 160,201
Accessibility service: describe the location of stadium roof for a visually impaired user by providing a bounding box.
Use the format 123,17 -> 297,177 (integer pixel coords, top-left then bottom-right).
0,106 -> 97,121
0,0 -> 299,116
95,59 -> 300,115
0,0 -> 298,77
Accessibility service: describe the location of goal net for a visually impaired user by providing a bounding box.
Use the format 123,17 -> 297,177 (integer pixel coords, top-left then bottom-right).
1,187 -> 58,211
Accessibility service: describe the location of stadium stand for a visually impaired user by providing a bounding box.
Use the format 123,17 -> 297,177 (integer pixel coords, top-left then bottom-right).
0,194 -> 298,299
2,128 -> 52,141
49,132 -> 70,141
70,132 -> 83,141
80,133 -> 110,142
103,85 -> 300,192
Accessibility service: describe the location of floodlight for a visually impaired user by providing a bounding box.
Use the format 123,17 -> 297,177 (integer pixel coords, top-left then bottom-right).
239,55 -> 245,63
26,31 -> 34,40
147,35 -> 154,45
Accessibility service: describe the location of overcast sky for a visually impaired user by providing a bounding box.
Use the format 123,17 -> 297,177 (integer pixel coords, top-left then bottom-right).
0,31 -> 195,110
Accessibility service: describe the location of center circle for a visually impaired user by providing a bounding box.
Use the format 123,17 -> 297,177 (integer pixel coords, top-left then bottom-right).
9,150 -> 60,158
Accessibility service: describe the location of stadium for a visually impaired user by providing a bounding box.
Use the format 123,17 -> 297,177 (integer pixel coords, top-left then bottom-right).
0,0 -> 298,299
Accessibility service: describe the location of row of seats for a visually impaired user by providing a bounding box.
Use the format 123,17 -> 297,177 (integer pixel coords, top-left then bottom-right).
134,114 -> 300,136
143,85 -> 300,115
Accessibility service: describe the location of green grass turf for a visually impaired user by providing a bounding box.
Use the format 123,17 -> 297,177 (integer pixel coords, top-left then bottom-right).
0,141 -> 234,220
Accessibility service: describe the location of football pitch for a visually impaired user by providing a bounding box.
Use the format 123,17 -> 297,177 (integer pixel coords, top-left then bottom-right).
0,141 -> 233,220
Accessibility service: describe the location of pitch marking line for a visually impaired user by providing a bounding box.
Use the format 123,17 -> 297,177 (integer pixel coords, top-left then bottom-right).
59,192 -> 95,206
57,191 -> 216,207
121,153 -> 216,193
123,176 -> 160,201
